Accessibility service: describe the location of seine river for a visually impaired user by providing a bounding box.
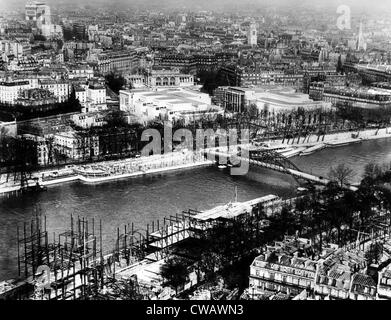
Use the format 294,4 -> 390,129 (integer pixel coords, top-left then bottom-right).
1,138 -> 391,280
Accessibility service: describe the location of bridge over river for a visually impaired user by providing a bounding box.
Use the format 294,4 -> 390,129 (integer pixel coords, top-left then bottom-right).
204,146 -> 358,191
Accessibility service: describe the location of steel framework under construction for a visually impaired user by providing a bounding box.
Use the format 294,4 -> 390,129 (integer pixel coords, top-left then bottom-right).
5,194 -> 290,300
16,213 -> 108,300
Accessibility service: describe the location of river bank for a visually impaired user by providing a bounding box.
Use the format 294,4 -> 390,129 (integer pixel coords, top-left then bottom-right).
2,126 -> 391,196
270,126 -> 391,147
2,138 -> 391,281
260,127 -> 391,158
0,151 -> 213,196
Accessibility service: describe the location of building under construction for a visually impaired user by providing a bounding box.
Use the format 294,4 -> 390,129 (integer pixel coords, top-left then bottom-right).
0,194 -> 286,300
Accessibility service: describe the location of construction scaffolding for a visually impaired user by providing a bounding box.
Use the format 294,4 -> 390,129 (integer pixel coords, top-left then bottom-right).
17,210 -> 50,280
16,215 -> 106,300
9,194 -> 288,300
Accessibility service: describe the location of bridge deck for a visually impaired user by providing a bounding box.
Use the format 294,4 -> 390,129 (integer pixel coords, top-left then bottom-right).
205,149 -> 357,191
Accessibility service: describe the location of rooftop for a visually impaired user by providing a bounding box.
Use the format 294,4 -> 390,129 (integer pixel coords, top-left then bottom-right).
121,87 -> 210,106
194,195 -> 279,222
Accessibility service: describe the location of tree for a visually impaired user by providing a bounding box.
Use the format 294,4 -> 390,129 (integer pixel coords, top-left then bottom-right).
271,206 -> 297,237
104,110 -> 128,128
69,86 -> 78,104
199,70 -> 219,95
53,148 -> 68,166
294,195 -> 312,236
105,71 -> 126,94
365,242 -> 383,265
356,177 -> 378,225
46,136 -> 55,165
364,162 -> 383,181
324,195 -> 349,244
33,34 -> 47,41
0,126 -> 9,143
341,190 -> 359,235
248,104 -> 259,120
328,163 -> 354,188
198,251 -> 221,282
160,256 -> 189,295
110,276 -> 143,300
336,102 -> 364,128
306,191 -> 327,252
336,55 -> 344,74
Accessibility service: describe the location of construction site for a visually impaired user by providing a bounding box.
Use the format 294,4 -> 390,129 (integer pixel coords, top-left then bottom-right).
0,194 -> 287,300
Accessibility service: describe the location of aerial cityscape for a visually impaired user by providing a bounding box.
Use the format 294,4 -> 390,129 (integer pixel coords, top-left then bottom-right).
1,0 -> 391,305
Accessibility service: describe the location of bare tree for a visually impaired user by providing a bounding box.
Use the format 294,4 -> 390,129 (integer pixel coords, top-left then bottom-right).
363,162 -> 383,181
248,103 -> 259,120
0,126 -> 9,138
365,242 -> 383,265
110,276 -> 143,300
328,163 -> 354,188
45,136 -> 55,165
160,256 -> 189,295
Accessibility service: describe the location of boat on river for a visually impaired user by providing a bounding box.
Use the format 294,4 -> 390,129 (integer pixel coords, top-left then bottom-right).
326,138 -> 361,148
22,183 -> 47,193
301,144 -> 326,156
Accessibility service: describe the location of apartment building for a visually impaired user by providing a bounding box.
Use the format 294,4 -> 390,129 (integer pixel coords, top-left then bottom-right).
0,40 -> 31,58
377,266 -> 391,299
322,86 -> 391,109
0,79 -> 31,104
96,50 -> 139,75
21,133 -> 49,166
54,130 -> 99,160
71,111 -> 106,129
219,65 -> 304,89
247,236 -> 391,300
249,249 -> 317,297
87,83 -> 106,105
74,86 -> 87,106
68,64 -> 94,80
39,79 -> 70,103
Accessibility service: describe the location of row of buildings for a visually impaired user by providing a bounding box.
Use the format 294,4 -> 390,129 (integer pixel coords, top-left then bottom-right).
0,76 -> 107,109
246,235 -> 391,300
2,0 -> 391,169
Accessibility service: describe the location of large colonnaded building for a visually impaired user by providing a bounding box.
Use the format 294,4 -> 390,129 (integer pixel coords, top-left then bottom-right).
125,69 -> 194,89
119,87 -> 223,124
214,86 -> 332,114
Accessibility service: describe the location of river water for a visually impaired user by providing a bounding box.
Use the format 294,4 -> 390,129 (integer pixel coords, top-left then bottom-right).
1,138 -> 391,280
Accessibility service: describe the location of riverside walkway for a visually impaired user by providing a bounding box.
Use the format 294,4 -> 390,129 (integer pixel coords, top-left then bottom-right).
0,151 -> 213,196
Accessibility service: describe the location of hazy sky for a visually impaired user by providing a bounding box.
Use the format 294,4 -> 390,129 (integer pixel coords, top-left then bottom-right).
1,0 -> 390,13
